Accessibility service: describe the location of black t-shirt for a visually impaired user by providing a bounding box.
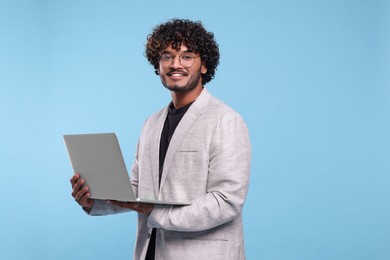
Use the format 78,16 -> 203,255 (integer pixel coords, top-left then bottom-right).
145,101 -> 193,260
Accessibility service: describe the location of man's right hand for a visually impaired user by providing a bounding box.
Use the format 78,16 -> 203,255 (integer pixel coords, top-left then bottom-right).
70,173 -> 94,209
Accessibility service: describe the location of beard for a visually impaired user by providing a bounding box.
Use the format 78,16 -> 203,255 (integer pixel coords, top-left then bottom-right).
160,68 -> 202,93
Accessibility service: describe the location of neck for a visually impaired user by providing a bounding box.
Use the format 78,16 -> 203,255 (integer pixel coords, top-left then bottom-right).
171,85 -> 203,109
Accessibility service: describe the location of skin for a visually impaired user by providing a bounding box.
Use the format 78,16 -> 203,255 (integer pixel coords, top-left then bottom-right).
70,173 -> 154,215
159,44 -> 207,108
70,43 -> 206,215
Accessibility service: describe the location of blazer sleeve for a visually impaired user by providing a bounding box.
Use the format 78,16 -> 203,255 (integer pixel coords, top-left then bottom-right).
88,199 -> 130,216
147,111 -> 251,232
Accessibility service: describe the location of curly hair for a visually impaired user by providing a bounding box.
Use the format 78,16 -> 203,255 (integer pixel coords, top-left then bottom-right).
145,19 -> 220,85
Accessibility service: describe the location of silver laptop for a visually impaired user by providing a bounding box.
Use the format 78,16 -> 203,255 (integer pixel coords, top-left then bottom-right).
63,133 -> 190,206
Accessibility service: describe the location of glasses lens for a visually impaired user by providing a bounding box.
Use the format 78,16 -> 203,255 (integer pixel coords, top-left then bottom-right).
159,54 -> 197,68
180,55 -> 195,67
160,54 -> 172,66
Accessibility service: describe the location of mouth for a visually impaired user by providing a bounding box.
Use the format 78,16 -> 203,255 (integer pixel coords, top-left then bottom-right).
167,70 -> 188,77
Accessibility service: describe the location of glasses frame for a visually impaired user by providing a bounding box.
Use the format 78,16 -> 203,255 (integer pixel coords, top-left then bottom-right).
159,53 -> 200,68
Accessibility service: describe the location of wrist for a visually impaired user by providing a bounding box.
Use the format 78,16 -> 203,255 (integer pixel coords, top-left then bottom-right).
82,206 -> 92,214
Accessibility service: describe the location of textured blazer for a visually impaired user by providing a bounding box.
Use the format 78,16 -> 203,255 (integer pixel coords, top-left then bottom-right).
90,88 -> 251,260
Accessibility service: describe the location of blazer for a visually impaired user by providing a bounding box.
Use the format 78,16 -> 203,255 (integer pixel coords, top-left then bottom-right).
90,88 -> 251,260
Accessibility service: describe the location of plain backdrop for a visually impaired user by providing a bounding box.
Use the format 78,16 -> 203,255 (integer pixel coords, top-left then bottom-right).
0,0 -> 389,259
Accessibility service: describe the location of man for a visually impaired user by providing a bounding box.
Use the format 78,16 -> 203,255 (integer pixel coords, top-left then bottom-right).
70,19 -> 251,260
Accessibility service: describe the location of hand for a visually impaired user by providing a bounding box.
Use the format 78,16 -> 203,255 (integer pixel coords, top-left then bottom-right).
107,200 -> 154,215
70,173 -> 94,209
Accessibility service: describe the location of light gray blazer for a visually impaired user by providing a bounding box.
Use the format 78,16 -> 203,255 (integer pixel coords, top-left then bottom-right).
90,88 -> 251,260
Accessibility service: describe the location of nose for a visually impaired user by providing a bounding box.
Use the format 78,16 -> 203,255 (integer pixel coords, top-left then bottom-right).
170,56 -> 183,69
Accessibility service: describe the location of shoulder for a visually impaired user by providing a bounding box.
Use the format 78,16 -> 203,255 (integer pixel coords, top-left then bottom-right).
144,106 -> 167,124
208,95 -> 236,115
202,91 -> 246,126
205,93 -> 251,151
136,106 -> 167,136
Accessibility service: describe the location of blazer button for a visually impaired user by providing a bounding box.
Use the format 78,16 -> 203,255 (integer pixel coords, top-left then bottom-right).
147,233 -> 151,239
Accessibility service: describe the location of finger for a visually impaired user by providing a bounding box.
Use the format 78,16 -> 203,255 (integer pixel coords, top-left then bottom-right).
108,201 -> 153,215
107,200 -> 124,207
70,173 -> 80,187
79,191 -> 93,208
70,175 -> 81,194
71,178 -> 85,197
134,203 -> 154,214
107,200 -> 139,210
75,185 -> 89,202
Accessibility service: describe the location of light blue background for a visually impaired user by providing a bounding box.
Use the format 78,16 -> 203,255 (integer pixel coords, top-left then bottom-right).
1,0 -> 389,259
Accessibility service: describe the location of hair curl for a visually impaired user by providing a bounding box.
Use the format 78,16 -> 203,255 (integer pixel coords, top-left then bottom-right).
145,19 -> 220,85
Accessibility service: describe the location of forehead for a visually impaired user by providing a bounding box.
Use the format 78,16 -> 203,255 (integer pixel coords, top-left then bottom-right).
163,43 -> 193,54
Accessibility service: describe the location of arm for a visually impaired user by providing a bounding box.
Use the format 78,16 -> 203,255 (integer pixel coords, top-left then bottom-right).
148,112 -> 251,232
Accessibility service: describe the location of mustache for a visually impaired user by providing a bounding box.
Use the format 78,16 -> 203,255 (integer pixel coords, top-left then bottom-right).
166,69 -> 188,76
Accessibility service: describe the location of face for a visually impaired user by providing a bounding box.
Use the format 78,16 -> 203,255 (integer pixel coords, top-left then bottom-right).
158,44 -> 207,93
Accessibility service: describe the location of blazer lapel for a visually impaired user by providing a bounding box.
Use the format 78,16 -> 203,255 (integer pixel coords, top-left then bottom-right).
149,108 -> 168,197
158,88 -> 211,193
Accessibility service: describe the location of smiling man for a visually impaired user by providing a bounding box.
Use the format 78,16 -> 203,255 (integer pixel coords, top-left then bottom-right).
159,45 -> 206,91
70,19 -> 251,260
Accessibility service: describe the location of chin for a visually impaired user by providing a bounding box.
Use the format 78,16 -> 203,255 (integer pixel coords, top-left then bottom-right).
161,72 -> 202,93
164,83 -> 198,93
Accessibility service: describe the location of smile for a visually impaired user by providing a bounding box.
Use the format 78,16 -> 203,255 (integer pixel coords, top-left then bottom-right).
167,71 -> 188,77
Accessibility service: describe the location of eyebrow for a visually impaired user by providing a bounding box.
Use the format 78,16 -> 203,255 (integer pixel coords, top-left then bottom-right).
161,50 -> 194,55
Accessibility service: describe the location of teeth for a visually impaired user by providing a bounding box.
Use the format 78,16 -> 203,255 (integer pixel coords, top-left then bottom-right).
171,74 -> 184,77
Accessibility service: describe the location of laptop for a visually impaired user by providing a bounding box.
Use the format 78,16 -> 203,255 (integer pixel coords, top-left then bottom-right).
63,133 -> 190,206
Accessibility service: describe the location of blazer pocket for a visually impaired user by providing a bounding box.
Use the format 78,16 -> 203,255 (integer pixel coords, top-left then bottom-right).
177,149 -> 198,153
175,149 -> 199,162
174,149 -> 199,163
172,149 -> 200,173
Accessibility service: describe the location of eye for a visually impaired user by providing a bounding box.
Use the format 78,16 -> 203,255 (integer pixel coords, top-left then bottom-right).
161,54 -> 173,61
181,55 -> 193,61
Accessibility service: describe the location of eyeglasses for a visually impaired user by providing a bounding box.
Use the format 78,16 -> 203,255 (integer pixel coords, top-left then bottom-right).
159,53 -> 200,68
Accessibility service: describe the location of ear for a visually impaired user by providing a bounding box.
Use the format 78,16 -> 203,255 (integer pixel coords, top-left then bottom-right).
201,63 -> 207,74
